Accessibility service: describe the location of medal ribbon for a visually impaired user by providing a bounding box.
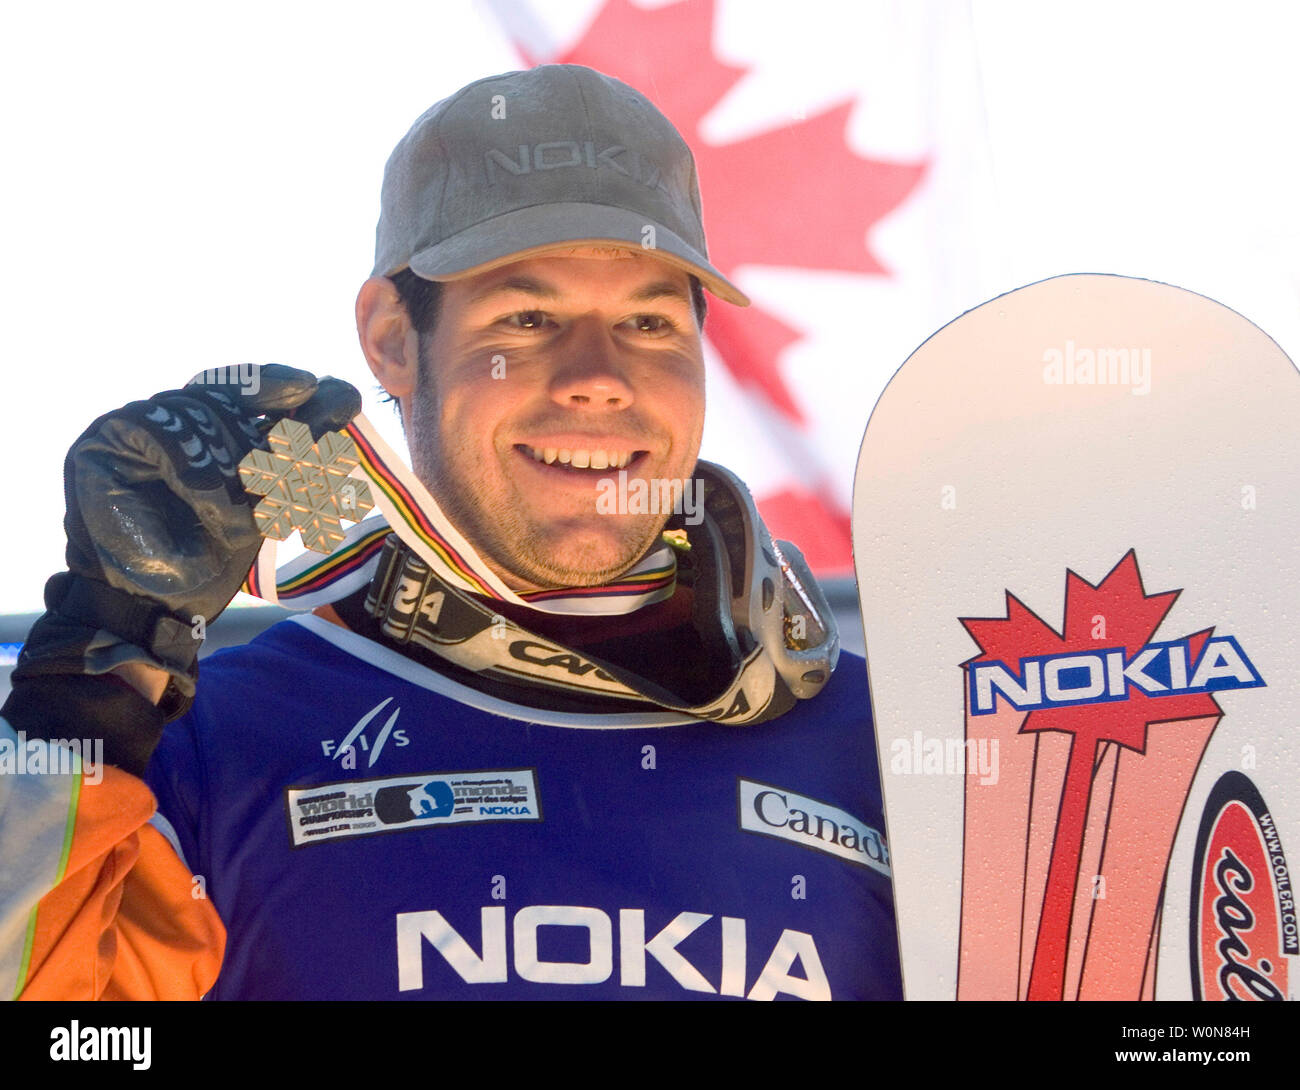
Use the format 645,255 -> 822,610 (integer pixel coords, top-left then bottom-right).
240,413 -> 676,616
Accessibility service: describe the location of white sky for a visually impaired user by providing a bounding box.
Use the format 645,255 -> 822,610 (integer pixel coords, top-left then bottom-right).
2,0 -> 1297,613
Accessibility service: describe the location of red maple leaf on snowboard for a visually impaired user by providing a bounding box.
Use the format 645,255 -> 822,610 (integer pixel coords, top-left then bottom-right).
960,552 -> 1223,999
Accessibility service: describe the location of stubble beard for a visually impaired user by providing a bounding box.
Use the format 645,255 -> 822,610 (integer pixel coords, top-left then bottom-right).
406,369 -> 669,592
429,456 -> 666,589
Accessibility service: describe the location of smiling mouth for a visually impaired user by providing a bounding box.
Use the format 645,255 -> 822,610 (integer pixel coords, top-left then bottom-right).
517,444 -> 645,470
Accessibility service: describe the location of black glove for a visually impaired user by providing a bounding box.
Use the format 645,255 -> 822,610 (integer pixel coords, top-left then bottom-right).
5,365 -> 361,766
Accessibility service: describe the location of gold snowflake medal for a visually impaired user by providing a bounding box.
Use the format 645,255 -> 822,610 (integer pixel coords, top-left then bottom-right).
238,418 -> 375,553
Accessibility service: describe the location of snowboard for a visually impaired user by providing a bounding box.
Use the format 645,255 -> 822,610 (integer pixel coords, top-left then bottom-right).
852,273 -> 1299,1000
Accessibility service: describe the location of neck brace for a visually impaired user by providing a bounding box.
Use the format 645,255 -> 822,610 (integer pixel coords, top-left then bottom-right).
239,413 -> 838,723
360,461 -> 840,724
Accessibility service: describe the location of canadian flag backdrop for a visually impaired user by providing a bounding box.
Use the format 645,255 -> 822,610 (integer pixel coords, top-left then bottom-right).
482,0 -> 995,572
0,0 -> 994,622
9,0 -> 1296,620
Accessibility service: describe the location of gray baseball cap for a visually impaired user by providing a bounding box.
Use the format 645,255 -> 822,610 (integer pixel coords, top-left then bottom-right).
371,64 -> 749,306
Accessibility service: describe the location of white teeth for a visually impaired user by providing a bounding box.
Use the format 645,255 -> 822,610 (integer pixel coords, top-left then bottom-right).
523,445 -> 637,468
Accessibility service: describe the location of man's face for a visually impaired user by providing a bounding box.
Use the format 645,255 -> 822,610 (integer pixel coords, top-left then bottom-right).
403,249 -> 706,591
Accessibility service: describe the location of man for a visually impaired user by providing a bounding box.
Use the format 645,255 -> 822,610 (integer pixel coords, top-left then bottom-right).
1,65 -> 900,1000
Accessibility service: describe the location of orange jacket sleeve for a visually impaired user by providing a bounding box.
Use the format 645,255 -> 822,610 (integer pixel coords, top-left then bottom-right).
2,719 -> 224,1000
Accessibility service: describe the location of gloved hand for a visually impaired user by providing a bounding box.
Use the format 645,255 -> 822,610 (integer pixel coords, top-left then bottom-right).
10,364 -> 362,723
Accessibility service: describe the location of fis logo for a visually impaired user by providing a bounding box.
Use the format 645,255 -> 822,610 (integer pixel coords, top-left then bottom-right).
321,697 -> 409,769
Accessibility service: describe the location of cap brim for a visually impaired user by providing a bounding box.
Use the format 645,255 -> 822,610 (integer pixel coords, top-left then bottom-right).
405,202 -> 749,307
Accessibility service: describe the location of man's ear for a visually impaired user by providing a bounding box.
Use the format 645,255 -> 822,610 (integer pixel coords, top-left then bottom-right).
356,276 -> 419,399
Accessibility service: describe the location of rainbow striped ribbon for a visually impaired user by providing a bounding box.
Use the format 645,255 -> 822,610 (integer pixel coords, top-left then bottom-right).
240,413 -> 677,616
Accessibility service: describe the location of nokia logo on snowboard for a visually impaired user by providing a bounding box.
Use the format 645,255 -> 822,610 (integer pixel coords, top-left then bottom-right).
959,552 -> 1273,1000
286,769 -> 541,847
1190,772 -> 1296,1001
969,635 -> 1264,715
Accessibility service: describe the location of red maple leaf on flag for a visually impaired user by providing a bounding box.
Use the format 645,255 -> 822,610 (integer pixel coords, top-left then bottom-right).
960,551 -> 1224,1000
507,0 -> 928,570
536,0 -> 927,424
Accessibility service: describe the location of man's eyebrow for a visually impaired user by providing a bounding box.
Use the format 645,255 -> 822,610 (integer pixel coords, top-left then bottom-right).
469,276 -> 559,304
629,280 -> 691,306
468,276 -> 691,306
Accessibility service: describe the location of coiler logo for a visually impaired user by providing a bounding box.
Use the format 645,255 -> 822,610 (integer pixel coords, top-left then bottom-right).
1191,771 -> 1296,1001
